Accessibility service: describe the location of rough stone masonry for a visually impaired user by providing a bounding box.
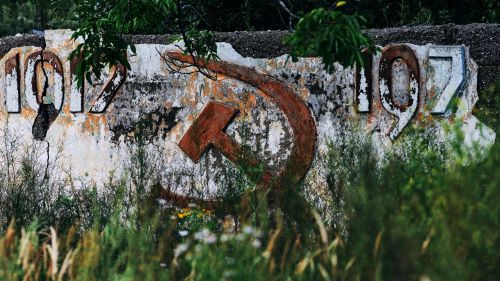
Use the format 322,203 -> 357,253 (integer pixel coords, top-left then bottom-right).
0,25 -> 496,218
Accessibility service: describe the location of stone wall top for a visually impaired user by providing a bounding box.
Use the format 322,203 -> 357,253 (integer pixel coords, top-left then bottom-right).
2,24 -> 498,91
126,24 -> 500,90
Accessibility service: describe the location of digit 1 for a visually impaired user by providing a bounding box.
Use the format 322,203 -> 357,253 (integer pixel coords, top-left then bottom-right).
70,55 -> 84,113
355,50 -> 373,113
5,53 -> 21,113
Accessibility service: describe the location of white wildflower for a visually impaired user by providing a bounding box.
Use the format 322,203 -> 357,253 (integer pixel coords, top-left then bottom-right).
174,243 -> 189,258
236,233 -> 245,241
194,229 -> 211,240
205,234 -> 217,244
194,228 -> 216,244
252,239 -> 262,248
220,234 -> 229,242
243,226 -> 254,234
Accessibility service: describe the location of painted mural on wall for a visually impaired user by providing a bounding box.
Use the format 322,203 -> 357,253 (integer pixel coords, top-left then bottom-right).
0,30 -> 494,211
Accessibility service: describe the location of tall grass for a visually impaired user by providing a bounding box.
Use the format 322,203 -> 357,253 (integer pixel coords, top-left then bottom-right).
0,81 -> 499,280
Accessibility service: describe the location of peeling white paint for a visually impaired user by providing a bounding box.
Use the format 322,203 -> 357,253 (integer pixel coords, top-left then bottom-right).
5,71 -> 20,112
428,46 -> 466,114
380,77 -> 419,140
53,72 -> 64,109
461,116 -> 496,149
69,75 -> 82,112
24,56 -> 39,111
357,69 -> 369,112
267,121 -> 285,155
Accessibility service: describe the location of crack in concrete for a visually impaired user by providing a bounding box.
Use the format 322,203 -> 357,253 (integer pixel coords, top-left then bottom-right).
32,41 -> 59,141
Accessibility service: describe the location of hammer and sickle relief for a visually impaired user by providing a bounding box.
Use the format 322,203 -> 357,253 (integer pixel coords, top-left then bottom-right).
160,53 -> 318,209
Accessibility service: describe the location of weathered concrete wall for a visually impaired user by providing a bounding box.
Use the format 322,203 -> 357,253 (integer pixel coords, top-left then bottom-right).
0,25 -> 497,218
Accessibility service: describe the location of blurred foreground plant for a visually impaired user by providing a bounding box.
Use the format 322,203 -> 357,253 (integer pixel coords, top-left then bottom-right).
0,124 -> 498,280
0,79 -> 499,280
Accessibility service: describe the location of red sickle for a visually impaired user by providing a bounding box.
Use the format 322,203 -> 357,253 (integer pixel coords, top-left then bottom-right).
161,52 -> 317,208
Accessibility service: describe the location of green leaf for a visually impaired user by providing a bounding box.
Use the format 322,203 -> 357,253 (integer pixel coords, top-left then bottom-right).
285,8 -> 375,73
336,1 -> 347,8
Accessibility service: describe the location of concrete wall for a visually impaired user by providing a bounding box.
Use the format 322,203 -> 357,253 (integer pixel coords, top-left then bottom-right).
0,24 -> 497,217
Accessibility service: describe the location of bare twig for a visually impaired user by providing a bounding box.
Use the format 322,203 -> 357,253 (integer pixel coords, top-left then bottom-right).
155,0 -> 217,80
273,0 -> 300,30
